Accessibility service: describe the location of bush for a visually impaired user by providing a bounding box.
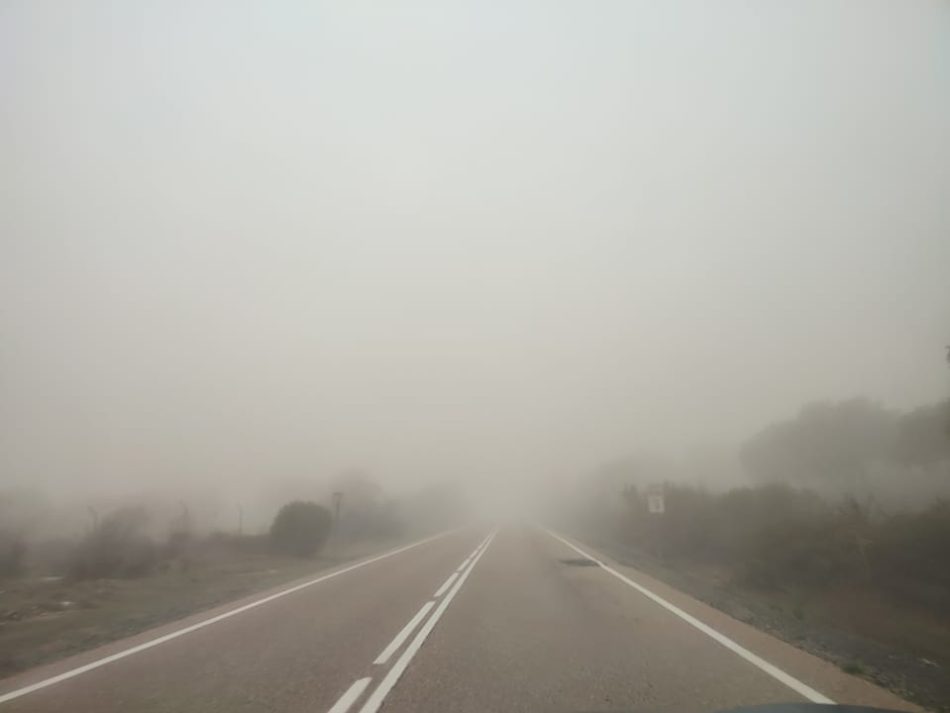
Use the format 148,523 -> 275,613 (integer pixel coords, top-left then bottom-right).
68,507 -> 158,580
612,480 -> 950,610
872,500 -> 950,611
270,501 -> 332,557
619,484 -> 828,567
28,537 -> 73,576
0,530 -> 26,578
715,486 -> 858,589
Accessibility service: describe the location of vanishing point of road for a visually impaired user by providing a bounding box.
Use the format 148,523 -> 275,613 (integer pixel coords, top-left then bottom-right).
0,527 -> 917,713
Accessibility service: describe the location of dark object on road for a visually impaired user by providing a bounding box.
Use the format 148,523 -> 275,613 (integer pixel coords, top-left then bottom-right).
559,557 -> 600,567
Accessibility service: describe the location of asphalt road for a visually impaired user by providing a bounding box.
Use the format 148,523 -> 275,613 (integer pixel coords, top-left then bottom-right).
0,526 -> 918,713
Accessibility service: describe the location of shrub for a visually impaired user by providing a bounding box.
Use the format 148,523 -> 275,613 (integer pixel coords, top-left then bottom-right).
28,537 -> 73,576
617,483 -> 880,591
656,484 -> 719,560
270,501 -> 332,557
68,507 -> 158,580
872,500 -> 950,611
612,480 -> 950,609
716,486 -> 859,589
0,530 -> 26,578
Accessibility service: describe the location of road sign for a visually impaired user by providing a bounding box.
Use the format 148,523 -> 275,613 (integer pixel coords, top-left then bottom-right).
647,492 -> 665,514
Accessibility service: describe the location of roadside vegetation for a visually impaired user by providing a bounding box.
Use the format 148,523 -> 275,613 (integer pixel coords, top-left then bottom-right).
269,501 -> 333,557
0,474 -> 462,679
560,396 -> 950,710
614,484 -> 949,609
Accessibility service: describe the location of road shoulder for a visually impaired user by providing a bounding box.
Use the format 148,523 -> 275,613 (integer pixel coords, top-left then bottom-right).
552,530 -> 922,712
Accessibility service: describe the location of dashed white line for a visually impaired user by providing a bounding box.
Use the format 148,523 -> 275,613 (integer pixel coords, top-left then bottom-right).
326,677 -> 372,713
358,531 -> 496,713
0,530 -> 455,706
433,571 -> 458,598
545,530 -> 834,704
373,601 -> 435,665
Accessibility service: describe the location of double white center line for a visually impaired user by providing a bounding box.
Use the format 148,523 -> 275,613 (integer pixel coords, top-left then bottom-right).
373,602 -> 435,666
327,530 -> 496,713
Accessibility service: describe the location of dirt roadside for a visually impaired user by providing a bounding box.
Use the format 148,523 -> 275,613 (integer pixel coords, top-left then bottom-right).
0,536 -> 406,681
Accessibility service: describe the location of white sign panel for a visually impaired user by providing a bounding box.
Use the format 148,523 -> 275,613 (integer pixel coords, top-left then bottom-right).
647,493 -> 665,514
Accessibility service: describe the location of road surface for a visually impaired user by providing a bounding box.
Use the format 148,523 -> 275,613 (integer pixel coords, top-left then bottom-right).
0,526 -> 917,713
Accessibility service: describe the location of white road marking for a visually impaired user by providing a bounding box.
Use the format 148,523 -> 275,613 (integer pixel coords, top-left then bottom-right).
374,533 -> 490,667
433,571 -> 458,598
545,530 -> 834,704
358,531 -> 496,713
373,601 -> 435,665
0,530 -> 455,706
327,677 -> 372,713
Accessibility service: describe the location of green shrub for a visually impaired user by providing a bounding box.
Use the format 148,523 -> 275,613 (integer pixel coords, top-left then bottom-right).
270,501 -> 333,557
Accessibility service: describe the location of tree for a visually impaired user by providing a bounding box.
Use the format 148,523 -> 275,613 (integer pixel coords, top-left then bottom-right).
269,501 -> 332,557
892,399 -> 950,466
740,398 -> 897,491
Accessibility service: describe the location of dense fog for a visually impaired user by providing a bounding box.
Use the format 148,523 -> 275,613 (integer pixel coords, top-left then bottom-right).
2,1 -> 948,544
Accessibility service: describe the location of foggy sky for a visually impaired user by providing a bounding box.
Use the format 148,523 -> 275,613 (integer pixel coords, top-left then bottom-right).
2,1 -> 949,504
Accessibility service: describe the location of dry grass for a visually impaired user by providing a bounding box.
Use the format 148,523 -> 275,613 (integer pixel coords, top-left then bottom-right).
814,586 -> 950,667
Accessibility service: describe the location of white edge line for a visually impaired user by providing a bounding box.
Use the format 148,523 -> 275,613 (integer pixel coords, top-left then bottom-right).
359,530 -> 496,713
0,530 -> 455,705
544,529 -> 834,704
327,676 -> 373,713
373,601 -> 435,665
433,571 -> 458,598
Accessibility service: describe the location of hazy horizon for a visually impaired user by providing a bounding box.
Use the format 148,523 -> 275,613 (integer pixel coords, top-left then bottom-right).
3,1 -> 948,511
